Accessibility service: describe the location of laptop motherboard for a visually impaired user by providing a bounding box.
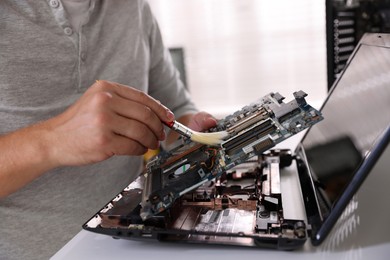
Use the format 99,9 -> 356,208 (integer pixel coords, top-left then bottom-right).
139,90 -> 323,220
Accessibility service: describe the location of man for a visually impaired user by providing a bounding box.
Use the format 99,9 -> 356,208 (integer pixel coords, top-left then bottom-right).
0,1 -> 215,259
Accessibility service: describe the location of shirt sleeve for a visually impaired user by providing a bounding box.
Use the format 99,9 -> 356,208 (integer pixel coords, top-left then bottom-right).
141,1 -> 198,119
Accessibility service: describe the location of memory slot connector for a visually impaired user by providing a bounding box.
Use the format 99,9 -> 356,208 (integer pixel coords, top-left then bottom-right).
227,108 -> 269,134
222,120 -> 277,156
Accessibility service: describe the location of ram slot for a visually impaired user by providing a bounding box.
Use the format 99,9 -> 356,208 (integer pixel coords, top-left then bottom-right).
222,120 -> 277,156
227,108 -> 269,134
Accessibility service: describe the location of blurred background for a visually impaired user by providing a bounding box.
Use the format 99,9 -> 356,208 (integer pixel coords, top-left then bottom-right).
148,0 -> 390,117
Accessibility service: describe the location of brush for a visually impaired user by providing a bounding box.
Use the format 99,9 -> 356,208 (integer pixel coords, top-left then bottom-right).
165,120 -> 228,146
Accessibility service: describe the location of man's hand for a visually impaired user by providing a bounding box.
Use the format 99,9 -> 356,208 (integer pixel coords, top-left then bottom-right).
186,111 -> 218,132
46,80 -> 175,166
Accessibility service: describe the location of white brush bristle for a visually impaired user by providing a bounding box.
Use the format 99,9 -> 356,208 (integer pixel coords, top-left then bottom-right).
190,131 -> 229,146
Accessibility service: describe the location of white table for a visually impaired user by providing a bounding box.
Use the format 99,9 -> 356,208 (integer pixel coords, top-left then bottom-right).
52,134 -> 390,260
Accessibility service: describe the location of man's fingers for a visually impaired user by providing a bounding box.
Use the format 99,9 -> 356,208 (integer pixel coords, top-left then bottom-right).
115,82 -> 175,123
108,94 -> 166,141
110,135 -> 148,156
111,116 -> 160,150
189,112 -> 218,132
96,80 -> 175,124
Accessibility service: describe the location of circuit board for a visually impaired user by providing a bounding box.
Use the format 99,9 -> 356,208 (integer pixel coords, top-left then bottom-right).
139,90 -> 323,220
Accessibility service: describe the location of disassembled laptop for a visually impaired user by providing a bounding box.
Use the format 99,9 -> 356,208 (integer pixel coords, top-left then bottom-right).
85,90 -> 323,249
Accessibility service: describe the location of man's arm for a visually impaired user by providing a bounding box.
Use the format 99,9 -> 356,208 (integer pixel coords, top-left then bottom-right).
0,80 -> 174,198
0,121 -> 57,198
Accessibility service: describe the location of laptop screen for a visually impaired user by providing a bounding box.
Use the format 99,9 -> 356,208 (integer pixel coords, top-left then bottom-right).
298,34 -> 390,243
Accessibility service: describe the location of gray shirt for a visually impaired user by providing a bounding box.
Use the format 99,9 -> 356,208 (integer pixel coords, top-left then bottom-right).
0,1 -> 197,259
